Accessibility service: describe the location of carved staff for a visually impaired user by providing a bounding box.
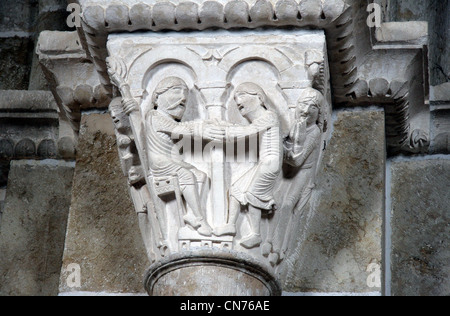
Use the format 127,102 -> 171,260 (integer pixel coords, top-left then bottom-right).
106,56 -> 169,248
106,57 -> 148,169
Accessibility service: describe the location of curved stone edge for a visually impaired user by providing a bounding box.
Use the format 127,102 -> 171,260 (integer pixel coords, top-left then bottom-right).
144,249 -> 282,296
0,90 -> 75,160
81,0 -> 347,33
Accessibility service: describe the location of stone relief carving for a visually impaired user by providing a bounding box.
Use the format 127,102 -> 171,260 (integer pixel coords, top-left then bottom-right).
106,31 -> 331,282
214,82 -> 283,251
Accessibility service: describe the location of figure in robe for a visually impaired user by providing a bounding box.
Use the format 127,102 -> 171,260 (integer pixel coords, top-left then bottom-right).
213,82 -> 283,249
144,77 -> 224,237
266,87 -> 325,263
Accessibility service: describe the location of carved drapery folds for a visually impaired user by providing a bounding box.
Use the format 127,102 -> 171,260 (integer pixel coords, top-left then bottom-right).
106,32 -> 331,295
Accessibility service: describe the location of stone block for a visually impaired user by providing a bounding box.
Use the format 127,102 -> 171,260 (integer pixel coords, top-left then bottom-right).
282,109 -> 385,293
0,188 -> 5,224
0,37 -> 34,90
390,158 -> 450,296
58,113 -> 148,295
0,0 -> 39,33
0,90 -> 59,160
388,0 -> 449,86
0,160 -> 74,296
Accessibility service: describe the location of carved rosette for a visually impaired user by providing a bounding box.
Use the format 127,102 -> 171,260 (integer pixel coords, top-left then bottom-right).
106,31 -> 331,295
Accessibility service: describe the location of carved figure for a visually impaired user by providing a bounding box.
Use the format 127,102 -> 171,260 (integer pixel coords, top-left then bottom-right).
110,100 -> 145,185
109,98 -> 169,261
267,87 -> 325,263
144,77 -> 223,237
214,83 -> 283,249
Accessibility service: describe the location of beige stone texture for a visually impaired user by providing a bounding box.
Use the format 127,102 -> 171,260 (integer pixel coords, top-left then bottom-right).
282,109 -> 385,293
59,113 -> 148,294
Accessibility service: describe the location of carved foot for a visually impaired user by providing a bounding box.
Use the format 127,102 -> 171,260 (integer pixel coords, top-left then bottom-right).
183,214 -> 201,229
269,252 -> 280,267
240,234 -> 262,249
158,241 -> 170,257
261,242 -> 272,257
213,224 -> 237,237
197,220 -> 213,237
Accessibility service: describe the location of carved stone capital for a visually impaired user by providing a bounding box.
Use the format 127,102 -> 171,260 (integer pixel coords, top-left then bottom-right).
105,30 -> 331,295
36,0 -> 435,296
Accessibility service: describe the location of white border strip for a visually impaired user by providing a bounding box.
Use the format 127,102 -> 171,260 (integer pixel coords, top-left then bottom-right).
59,291 -> 147,296
283,292 -> 381,297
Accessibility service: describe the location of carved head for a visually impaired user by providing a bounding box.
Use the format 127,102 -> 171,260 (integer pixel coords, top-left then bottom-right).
109,98 -> 130,134
152,77 -> 189,121
233,82 -> 268,119
296,88 -> 326,130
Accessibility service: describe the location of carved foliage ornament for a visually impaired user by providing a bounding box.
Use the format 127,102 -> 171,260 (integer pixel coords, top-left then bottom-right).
106,31 -> 331,278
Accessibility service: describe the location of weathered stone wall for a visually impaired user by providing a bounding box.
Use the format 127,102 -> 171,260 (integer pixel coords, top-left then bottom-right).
388,0 -> 450,86
0,0 -> 448,296
283,109 -> 384,294
0,0 -> 39,90
0,187 -> 6,224
58,113 -> 148,295
0,160 -> 74,296
389,158 -> 450,296
0,0 -> 69,90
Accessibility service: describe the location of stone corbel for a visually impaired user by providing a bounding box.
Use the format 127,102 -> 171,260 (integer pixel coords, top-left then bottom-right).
37,31 -> 111,158
325,1 -> 430,154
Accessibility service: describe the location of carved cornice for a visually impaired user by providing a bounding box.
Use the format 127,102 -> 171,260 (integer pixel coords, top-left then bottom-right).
324,2 -> 429,154
37,31 -> 111,157
71,0 -> 430,154
78,0 -> 348,31
75,0 -> 348,94
0,91 -> 60,160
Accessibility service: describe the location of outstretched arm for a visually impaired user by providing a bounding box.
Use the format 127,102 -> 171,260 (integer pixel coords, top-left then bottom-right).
225,112 -> 278,140
155,114 -> 225,141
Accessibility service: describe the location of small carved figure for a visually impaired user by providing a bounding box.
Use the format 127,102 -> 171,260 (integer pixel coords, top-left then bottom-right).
267,87 -> 325,263
110,99 -> 145,185
110,98 -> 168,261
213,83 -> 283,249
284,87 -> 324,174
144,77 -> 224,237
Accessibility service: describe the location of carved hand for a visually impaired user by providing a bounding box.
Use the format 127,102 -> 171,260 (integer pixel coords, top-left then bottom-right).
122,99 -> 139,115
292,119 -> 307,153
203,124 -> 226,142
